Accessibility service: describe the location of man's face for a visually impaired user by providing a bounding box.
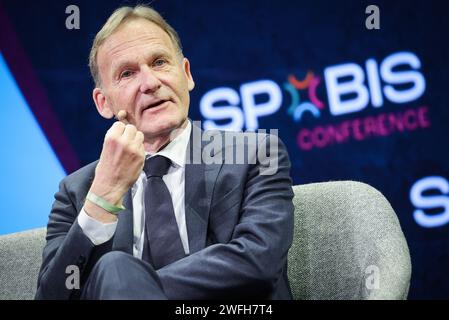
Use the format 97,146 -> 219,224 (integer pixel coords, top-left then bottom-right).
94,18 -> 194,138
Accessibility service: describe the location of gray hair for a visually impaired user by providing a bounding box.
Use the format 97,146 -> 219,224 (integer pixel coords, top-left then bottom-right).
88,4 -> 183,87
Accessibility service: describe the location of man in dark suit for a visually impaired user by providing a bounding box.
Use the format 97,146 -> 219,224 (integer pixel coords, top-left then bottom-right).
35,4 -> 294,300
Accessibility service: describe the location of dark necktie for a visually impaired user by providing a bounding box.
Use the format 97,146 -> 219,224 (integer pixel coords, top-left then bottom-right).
142,155 -> 185,269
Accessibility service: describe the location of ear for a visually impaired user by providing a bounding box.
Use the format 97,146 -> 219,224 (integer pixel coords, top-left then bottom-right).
93,87 -> 114,119
183,58 -> 195,91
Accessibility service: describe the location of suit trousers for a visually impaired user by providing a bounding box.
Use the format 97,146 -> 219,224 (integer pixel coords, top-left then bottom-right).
80,251 -> 167,299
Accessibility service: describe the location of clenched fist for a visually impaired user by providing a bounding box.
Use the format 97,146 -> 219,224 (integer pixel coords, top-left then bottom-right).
85,120 -> 145,222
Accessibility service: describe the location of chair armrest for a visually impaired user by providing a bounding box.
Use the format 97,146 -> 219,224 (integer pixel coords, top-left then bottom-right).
0,228 -> 46,300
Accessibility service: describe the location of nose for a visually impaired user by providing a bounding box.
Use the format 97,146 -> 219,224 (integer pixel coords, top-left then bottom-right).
139,66 -> 162,93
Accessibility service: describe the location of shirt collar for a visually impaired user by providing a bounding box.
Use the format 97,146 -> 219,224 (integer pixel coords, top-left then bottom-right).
145,120 -> 191,168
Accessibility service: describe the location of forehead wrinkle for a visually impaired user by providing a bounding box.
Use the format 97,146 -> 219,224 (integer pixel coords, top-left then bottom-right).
97,20 -> 177,82
105,35 -> 174,67
108,33 -> 168,54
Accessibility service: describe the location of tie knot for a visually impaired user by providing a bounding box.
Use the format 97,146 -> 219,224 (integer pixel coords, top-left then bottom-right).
143,155 -> 171,178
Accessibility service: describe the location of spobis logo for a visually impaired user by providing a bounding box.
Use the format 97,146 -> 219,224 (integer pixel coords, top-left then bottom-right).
410,176 -> 449,228
199,51 -> 431,151
324,51 -> 425,116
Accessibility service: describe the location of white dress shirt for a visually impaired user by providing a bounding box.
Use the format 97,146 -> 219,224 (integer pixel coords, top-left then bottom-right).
78,121 -> 192,258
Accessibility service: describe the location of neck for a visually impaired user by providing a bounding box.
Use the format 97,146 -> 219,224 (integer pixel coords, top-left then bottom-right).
143,119 -> 188,154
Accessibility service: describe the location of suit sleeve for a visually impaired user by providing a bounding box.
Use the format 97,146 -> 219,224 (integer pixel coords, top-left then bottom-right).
157,134 -> 295,299
35,177 -> 96,300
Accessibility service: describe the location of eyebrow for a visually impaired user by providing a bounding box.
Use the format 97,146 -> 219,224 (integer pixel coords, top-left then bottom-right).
111,49 -> 172,76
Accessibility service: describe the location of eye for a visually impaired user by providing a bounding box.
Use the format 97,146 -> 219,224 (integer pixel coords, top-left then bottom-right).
153,58 -> 167,67
120,70 -> 134,79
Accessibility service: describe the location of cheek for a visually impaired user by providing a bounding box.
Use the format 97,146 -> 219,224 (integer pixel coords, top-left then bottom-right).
174,79 -> 191,103
115,84 -> 137,107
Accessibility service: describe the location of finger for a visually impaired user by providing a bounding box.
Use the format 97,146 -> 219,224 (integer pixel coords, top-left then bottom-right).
139,141 -> 145,158
134,131 -> 144,145
122,124 -> 137,141
130,130 -> 144,150
116,110 -> 129,125
106,121 -> 126,139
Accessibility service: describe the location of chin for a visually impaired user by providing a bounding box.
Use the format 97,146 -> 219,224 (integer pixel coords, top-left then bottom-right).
140,118 -> 183,137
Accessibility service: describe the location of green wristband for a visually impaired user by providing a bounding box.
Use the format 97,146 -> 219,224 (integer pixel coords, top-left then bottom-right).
86,192 -> 125,214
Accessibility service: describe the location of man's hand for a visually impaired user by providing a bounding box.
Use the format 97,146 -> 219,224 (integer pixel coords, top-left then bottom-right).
85,117 -> 145,222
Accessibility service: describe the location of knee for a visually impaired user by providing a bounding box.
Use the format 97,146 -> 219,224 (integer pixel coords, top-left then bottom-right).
96,251 -> 133,267
84,251 -> 165,299
92,251 -> 157,281
90,251 -> 136,279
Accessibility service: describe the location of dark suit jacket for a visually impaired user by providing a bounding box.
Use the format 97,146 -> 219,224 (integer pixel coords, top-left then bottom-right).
35,124 -> 294,299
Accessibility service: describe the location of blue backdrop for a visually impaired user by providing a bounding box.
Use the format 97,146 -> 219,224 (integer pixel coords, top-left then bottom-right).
1,0 -> 448,299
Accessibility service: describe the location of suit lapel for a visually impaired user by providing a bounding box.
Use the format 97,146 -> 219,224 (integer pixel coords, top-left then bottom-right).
184,122 -> 222,254
112,189 -> 134,254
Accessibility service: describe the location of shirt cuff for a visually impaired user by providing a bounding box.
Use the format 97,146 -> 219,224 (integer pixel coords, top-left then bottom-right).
77,207 -> 118,245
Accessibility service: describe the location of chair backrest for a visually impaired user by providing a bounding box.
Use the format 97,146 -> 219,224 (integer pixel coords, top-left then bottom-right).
0,181 -> 411,300
288,181 -> 411,299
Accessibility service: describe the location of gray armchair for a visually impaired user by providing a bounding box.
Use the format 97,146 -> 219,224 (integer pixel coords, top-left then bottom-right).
0,181 -> 411,300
